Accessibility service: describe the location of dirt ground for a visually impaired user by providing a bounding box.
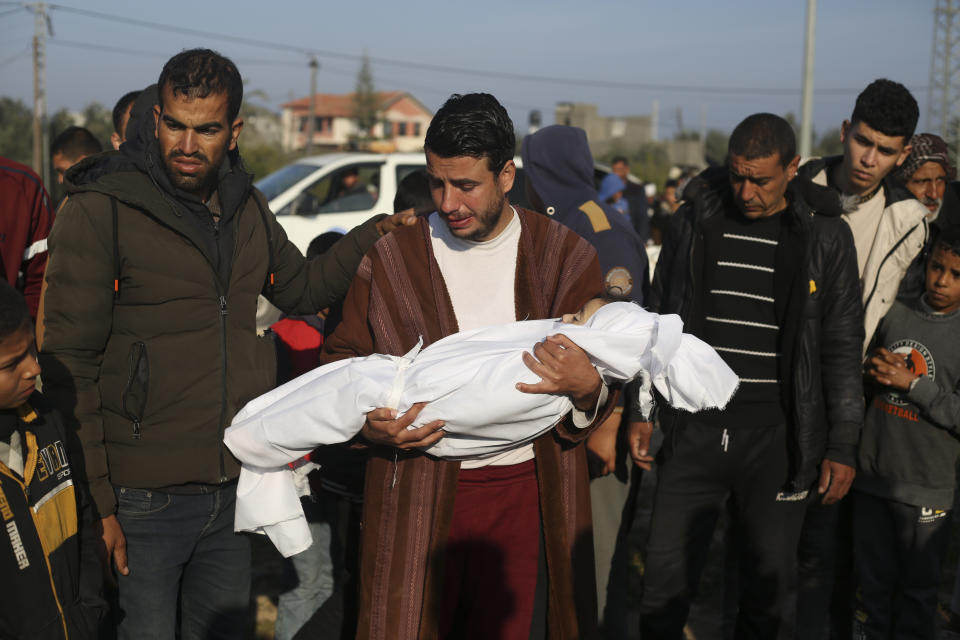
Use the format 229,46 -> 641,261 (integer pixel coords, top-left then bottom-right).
247,465 -> 960,640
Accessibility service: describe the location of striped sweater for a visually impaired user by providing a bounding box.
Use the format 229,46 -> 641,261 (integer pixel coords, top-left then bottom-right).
701,209 -> 785,426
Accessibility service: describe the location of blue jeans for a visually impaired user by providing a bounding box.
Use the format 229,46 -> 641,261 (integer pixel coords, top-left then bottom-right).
114,483 -> 250,640
275,492 -> 339,640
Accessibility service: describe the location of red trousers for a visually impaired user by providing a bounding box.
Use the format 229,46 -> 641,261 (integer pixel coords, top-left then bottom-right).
438,459 -> 542,640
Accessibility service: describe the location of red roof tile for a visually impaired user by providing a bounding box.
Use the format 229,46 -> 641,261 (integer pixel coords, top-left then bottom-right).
282,91 -> 409,117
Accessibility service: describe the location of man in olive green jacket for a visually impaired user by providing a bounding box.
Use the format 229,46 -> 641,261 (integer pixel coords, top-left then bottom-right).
38,49 -> 409,640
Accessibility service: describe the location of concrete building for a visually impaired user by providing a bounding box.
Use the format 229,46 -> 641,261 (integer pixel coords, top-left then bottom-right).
281,91 -> 432,153
554,102 -> 706,169
556,102 -> 654,152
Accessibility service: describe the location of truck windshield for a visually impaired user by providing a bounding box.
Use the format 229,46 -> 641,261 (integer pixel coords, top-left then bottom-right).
254,163 -> 322,202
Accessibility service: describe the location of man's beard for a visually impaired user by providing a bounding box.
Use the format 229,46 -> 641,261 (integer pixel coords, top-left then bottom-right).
162,149 -> 220,196
462,191 -> 508,242
921,196 -> 943,220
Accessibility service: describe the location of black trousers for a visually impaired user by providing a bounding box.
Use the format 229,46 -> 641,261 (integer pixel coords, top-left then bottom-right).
639,420 -> 808,640
794,498 -> 854,640
851,491 -> 951,640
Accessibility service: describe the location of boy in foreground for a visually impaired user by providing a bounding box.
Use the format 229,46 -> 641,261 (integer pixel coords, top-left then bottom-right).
854,225 -> 960,638
0,281 -> 101,639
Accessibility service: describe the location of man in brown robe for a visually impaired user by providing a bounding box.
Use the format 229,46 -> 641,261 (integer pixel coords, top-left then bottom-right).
322,93 -> 617,640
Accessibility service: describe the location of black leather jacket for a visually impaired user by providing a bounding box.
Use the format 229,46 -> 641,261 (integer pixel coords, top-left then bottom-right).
652,167 -> 865,491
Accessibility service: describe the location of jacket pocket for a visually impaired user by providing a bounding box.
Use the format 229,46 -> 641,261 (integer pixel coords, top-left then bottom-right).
121,341 -> 149,440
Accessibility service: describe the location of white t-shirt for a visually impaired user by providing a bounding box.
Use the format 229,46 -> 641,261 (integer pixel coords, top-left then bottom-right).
811,169 -> 885,279
842,189 -> 885,280
429,209 -> 533,467
428,209 -> 521,333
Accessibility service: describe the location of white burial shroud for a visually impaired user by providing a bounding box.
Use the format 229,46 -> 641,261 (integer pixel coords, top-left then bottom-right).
225,301 -> 738,556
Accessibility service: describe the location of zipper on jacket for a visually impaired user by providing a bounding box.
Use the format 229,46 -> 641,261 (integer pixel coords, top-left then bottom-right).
862,223 -> 920,312
685,228 -> 700,322
121,341 -> 149,440
124,199 -> 247,485
209,204 -> 237,484
213,218 -> 221,285
216,286 -> 229,482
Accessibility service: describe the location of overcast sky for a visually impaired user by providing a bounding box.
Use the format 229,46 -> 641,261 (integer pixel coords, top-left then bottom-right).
0,0 -> 935,139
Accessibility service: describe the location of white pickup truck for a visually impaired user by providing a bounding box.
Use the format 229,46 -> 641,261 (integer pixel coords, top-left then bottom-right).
255,152 -> 541,253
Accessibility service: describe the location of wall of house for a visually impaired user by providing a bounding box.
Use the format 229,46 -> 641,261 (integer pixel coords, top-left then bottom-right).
281,94 -> 432,153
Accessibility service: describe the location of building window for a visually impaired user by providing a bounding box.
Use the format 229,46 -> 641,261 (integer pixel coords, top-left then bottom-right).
413,122 -> 421,137
397,122 -> 408,136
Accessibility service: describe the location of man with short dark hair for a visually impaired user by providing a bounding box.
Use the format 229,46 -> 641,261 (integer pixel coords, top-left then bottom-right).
795,79 -> 928,639
323,92 -> 616,640
39,48 -> 412,639
110,90 -> 140,150
50,126 -> 102,184
798,79 -> 927,352
638,113 -> 864,637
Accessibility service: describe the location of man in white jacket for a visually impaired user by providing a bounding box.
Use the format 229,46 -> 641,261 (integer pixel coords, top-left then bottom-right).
798,79 -> 927,354
795,78 -> 927,640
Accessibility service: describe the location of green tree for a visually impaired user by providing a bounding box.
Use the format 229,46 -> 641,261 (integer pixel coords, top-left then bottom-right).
632,143 -> 671,187
0,97 -> 34,165
80,102 -> 114,148
238,86 -> 295,179
242,144 -> 299,182
352,53 -> 379,139
784,111 -> 799,139
48,102 -> 113,152
813,128 -> 842,157
600,143 -> 672,187
705,129 -> 729,165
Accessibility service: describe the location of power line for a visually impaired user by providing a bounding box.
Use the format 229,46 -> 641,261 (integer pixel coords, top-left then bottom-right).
0,43 -> 29,69
43,36 -> 545,112
48,39 -> 303,66
0,5 -> 26,18
44,3 -> 918,97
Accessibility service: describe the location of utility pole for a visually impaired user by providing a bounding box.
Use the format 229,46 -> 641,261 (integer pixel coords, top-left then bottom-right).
799,0 -> 816,159
928,0 -> 960,152
650,100 -> 659,142
305,56 -> 318,156
31,2 -> 50,184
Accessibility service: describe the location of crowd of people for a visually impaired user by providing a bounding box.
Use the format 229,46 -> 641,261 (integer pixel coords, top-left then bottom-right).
2,47 -> 960,640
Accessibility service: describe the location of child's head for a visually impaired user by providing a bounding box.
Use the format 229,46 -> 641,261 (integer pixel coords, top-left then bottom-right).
0,281 -> 38,409
925,225 -> 960,314
562,289 -> 632,325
